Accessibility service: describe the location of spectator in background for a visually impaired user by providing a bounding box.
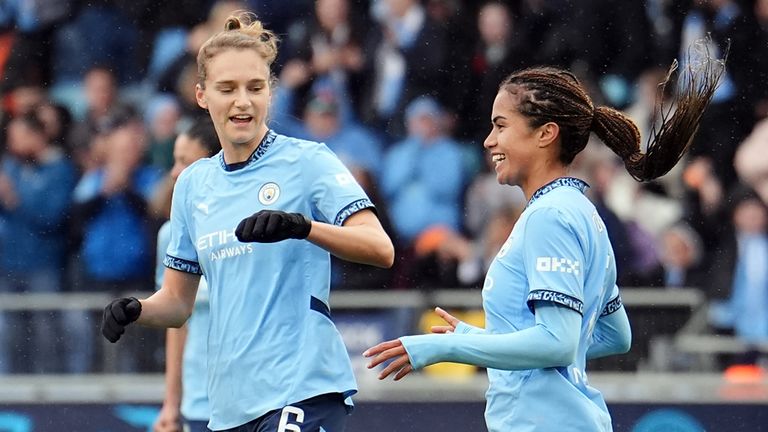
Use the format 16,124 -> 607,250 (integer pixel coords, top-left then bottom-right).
68,66 -> 133,173
34,100 -> 74,155
0,111 -> 77,373
282,0 -> 369,122
145,94 -> 182,171
381,96 -> 469,287
734,116 -> 768,205
709,186 -> 768,364
71,106 -> 162,294
361,0 -> 448,139
652,222 -> 707,288
462,1 -> 531,142
272,66 -> 384,180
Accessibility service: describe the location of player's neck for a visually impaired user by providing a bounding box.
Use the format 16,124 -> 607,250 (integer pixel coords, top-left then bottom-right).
521,165 -> 569,201
221,127 -> 270,164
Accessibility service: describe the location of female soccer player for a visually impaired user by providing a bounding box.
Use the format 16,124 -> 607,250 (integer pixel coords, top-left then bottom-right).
364,58 -> 724,431
102,13 -> 394,432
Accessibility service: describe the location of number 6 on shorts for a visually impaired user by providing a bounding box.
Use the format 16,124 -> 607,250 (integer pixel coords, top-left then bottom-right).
277,406 -> 304,432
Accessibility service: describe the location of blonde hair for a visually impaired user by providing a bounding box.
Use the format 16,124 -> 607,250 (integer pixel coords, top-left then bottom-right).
196,12 -> 279,88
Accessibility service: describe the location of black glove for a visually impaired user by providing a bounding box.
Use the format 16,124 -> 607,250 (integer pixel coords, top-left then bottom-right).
101,297 -> 142,343
235,210 -> 312,243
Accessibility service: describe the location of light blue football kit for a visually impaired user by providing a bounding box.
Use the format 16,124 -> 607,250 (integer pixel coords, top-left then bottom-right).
401,177 -> 631,432
164,131 -> 373,430
156,221 -> 210,424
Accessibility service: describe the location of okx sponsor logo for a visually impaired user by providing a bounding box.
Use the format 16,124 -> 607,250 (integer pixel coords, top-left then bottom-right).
535,256 -> 580,275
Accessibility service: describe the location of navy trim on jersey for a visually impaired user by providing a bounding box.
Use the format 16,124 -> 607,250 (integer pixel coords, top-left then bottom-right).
310,296 -> 331,319
219,130 -> 277,172
527,177 -> 589,207
333,198 -> 375,226
601,295 -> 623,317
164,254 -> 203,275
527,289 -> 584,315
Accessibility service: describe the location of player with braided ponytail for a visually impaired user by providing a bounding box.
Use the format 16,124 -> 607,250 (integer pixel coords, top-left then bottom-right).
365,42 -> 724,432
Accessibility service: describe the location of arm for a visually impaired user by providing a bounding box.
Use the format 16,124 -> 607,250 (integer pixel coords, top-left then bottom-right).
366,302 -> 580,379
307,209 -> 394,268
154,326 -> 187,432
138,268 -> 201,328
587,304 -> 631,359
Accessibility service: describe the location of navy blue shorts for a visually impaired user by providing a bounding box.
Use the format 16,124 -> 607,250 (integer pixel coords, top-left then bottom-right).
183,419 -> 211,432
217,393 -> 349,432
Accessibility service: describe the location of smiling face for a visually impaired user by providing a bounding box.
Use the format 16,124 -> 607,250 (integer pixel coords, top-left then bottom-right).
483,90 -> 541,187
195,48 -> 271,154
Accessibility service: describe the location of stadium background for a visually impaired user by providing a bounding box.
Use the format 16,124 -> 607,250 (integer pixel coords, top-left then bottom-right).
1,0 -> 767,431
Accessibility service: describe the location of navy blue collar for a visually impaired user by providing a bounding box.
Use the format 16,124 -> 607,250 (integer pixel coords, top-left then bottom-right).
527,177 -> 589,207
219,130 -> 277,172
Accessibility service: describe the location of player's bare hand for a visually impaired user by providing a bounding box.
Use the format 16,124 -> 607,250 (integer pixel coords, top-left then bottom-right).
431,307 -> 460,334
153,402 -> 182,432
363,339 -> 413,381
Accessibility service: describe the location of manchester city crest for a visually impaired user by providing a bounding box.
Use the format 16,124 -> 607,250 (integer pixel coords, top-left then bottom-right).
258,182 -> 280,205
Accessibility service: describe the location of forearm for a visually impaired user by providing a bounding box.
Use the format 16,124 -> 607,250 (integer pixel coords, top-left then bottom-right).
587,306 -> 632,359
137,269 -> 200,328
307,211 -> 394,268
163,325 -> 187,406
402,304 -> 580,370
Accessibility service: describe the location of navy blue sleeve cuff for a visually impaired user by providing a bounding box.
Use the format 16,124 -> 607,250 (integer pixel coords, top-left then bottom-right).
333,198 -> 375,226
163,255 -> 203,275
600,295 -> 623,317
527,289 -> 584,315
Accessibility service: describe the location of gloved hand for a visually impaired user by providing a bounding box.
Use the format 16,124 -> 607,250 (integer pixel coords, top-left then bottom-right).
102,297 -> 142,343
235,210 -> 312,243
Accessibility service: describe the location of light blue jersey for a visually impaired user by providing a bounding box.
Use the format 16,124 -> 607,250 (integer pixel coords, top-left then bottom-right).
482,177 -> 617,431
164,131 -> 372,430
400,177 -> 625,432
156,222 -> 209,422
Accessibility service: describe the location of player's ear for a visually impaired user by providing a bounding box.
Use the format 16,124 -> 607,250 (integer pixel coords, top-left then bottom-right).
537,122 -> 559,148
196,84 -> 208,109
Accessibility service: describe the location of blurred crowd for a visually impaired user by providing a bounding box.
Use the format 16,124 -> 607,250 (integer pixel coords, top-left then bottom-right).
0,0 -> 767,374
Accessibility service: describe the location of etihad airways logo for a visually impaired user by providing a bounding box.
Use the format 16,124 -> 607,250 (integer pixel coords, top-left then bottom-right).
535,256 -> 580,276
197,229 -> 254,261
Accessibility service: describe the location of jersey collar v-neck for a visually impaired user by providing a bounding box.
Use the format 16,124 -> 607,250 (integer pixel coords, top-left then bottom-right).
219,129 -> 277,172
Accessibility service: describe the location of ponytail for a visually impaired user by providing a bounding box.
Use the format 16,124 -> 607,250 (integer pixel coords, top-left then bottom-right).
594,39 -> 726,181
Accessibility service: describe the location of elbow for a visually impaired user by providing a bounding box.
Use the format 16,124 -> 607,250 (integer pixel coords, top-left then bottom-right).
382,241 -> 395,268
373,237 -> 395,268
551,340 -> 579,367
616,331 -> 632,355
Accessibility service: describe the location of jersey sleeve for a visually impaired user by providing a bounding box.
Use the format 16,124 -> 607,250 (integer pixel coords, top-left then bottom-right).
302,143 -> 375,226
522,207 -> 586,315
163,171 -> 203,275
600,285 -> 623,317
